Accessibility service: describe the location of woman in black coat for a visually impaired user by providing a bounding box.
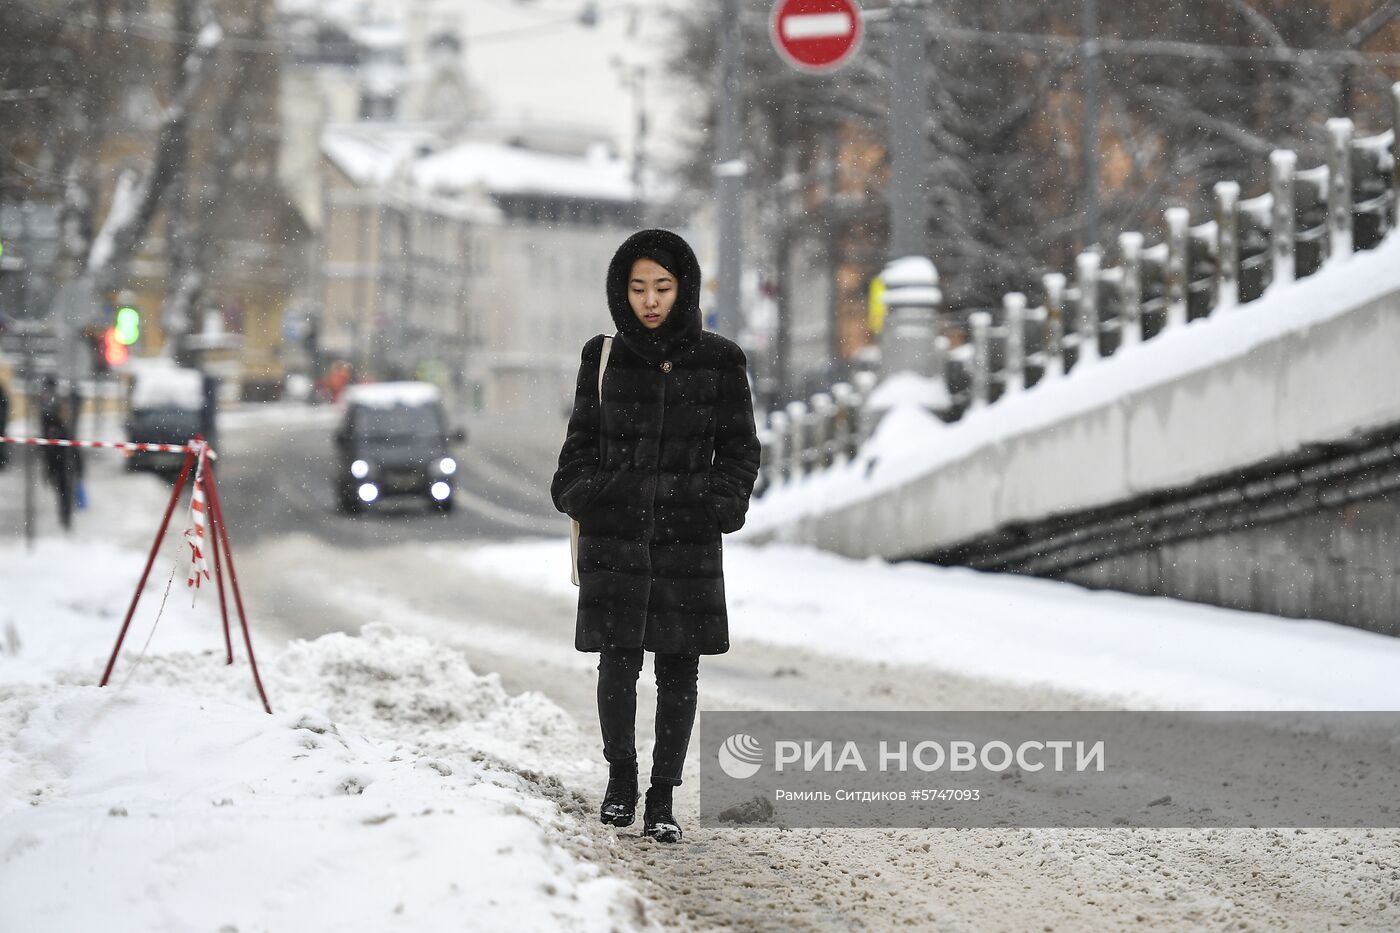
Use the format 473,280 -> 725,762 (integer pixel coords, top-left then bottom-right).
551,228 -> 761,843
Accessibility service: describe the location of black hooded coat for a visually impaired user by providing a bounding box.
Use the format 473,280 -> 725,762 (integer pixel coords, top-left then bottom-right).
551,229 -> 761,655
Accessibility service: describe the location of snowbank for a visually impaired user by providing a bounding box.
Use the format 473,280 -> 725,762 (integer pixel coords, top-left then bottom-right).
0,539 -> 218,683
863,370 -> 952,412
0,540 -> 660,933
451,537 -> 1400,711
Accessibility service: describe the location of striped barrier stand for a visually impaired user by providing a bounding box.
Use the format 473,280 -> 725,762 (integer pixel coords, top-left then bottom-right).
0,433 -> 271,713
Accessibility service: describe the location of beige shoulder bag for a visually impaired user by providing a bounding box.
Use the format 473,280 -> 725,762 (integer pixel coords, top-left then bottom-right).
571,335 -> 613,586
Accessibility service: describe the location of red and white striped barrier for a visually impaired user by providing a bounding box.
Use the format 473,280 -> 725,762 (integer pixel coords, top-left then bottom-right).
2,430 -> 269,713
0,435 -> 217,458
184,441 -> 212,591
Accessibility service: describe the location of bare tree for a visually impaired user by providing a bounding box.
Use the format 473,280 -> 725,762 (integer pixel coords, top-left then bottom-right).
666,0 -> 1400,385
78,6 -> 222,300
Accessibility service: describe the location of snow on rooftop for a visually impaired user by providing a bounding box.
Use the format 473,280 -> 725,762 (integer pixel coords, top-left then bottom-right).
321,126 -> 441,186
350,22 -> 402,50
342,381 -> 442,409
415,140 -> 635,201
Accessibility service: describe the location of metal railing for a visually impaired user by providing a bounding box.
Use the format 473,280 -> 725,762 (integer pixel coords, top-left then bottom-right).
756,82 -> 1400,498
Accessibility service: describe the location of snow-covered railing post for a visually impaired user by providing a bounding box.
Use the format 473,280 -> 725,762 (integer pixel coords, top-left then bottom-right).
968,311 -> 992,409
878,256 -> 943,381
1074,251 -> 1101,367
1001,292 -> 1027,395
1270,150 -> 1297,287
1214,181 -> 1241,311
1041,273 -> 1067,380
785,400 -> 810,479
1165,208 -> 1190,330
852,369 -> 881,447
1392,83 -> 1400,232
831,381 -> 859,466
1118,232 -> 1144,345
767,409 -> 791,486
754,423 -> 775,496
1327,118 -> 1355,260
751,88 -> 1400,472
810,392 -> 836,469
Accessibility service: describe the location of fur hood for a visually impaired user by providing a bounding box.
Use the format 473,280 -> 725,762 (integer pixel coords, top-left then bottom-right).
605,228 -> 704,363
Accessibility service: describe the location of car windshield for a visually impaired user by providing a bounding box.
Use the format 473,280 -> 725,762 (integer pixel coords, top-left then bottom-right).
350,404 -> 443,441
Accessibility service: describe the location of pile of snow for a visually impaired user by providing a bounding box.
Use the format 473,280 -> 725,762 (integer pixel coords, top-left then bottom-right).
0,540 -> 218,683
0,539 -> 660,932
862,370 -> 951,412
451,537 -> 1400,711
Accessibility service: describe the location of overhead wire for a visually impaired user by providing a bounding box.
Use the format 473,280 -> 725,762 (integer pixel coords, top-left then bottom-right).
5,0 -> 644,51
928,22 -> 1400,68
7,0 -> 1400,66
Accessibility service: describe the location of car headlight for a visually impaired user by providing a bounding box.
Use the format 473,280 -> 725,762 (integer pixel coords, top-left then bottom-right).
350,459 -> 370,479
437,457 -> 457,475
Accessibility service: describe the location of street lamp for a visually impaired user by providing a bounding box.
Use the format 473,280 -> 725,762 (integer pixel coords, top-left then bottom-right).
610,56 -> 648,207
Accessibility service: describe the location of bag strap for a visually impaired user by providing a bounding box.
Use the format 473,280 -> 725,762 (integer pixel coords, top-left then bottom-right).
598,334 -> 613,399
595,335 -> 613,466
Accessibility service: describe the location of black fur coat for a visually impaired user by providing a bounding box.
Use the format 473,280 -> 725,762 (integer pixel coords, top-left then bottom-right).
551,229 -> 761,655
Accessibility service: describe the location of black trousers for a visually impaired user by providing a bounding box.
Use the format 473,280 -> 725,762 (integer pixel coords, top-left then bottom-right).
46,461 -> 76,530
596,646 -> 700,787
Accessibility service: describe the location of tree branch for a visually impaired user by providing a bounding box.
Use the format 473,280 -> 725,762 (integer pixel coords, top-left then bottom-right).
165,32 -> 252,338
1220,0 -> 1333,106
1343,0 -> 1400,48
1126,83 -> 1277,156
81,8 -> 222,294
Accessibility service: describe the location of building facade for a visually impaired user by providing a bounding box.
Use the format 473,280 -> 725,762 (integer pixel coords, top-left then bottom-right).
318,123 -> 642,418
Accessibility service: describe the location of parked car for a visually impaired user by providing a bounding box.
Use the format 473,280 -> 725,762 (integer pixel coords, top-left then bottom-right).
333,382 -> 465,514
126,366 -> 216,476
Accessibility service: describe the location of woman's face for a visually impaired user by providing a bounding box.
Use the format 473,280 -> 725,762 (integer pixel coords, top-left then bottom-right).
628,257 -> 677,329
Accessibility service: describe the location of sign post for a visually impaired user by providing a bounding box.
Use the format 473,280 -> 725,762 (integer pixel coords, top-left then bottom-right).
770,0 -> 935,378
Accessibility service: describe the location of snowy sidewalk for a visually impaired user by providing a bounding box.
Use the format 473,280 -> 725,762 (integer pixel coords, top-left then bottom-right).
454,537 -> 1400,711
0,534 -> 668,932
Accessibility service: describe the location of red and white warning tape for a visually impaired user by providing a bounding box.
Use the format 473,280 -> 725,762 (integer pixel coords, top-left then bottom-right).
184,441 -> 212,591
0,436 -> 216,458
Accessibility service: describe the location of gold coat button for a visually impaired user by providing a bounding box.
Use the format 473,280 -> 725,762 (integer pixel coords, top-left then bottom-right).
660,360 -> 672,373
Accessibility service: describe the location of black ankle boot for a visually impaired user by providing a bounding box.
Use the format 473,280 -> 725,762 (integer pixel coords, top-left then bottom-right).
643,784 -> 682,843
600,758 -> 639,826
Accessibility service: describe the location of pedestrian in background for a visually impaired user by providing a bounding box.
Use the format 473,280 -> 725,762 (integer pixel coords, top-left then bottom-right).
551,228 -> 761,843
37,376 -> 82,530
0,378 -> 9,470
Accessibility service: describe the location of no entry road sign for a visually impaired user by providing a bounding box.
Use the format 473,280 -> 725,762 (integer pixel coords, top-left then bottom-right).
770,0 -> 863,73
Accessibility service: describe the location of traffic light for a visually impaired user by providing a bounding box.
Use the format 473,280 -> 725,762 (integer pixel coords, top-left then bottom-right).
103,327 -> 128,366
114,304 -> 140,345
